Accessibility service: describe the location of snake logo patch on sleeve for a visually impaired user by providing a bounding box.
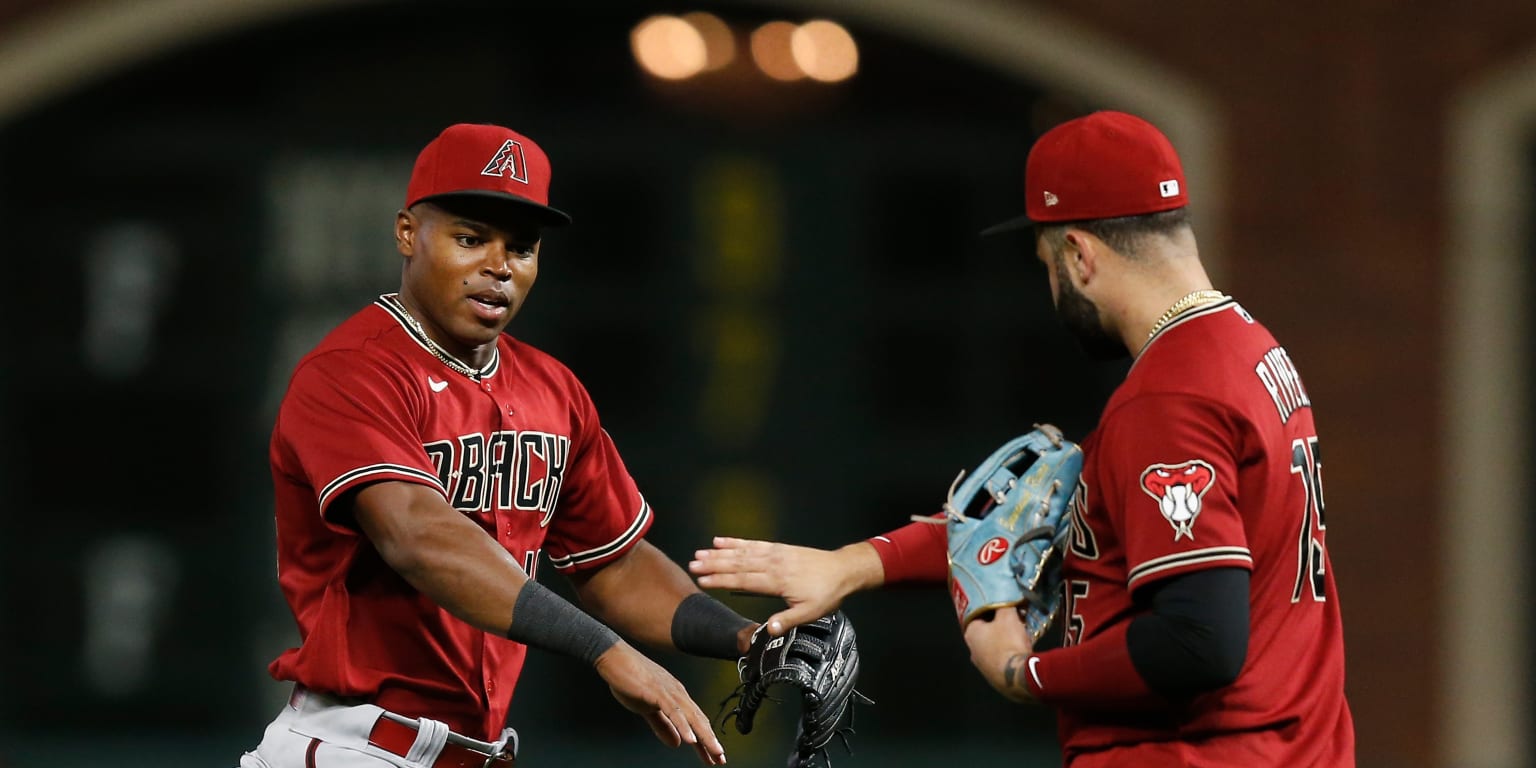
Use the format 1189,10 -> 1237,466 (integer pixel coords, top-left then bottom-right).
1139,460 -> 1216,541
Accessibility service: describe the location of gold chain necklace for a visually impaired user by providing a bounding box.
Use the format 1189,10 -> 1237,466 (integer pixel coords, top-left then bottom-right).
1147,289 -> 1227,341
388,296 -> 484,380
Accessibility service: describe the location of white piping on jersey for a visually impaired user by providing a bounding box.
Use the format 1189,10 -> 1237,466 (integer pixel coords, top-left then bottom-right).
1126,546 -> 1253,589
318,463 -> 448,513
375,294 -> 500,381
548,496 -> 653,571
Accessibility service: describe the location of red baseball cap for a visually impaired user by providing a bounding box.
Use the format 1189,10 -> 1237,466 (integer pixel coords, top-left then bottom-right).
982,110 -> 1187,235
405,123 -> 572,227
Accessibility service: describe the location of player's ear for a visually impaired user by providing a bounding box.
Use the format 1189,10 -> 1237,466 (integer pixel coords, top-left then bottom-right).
395,209 -> 417,257
1062,229 -> 1097,285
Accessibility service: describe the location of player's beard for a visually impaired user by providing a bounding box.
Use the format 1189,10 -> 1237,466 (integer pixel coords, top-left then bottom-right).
1053,256 -> 1128,361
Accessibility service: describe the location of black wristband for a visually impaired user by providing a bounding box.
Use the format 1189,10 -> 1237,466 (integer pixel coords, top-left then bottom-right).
507,581 -> 621,666
671,592 -> 754,660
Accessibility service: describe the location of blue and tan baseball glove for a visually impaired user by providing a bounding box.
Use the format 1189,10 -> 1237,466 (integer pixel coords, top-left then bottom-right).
938,424 -> 1083,643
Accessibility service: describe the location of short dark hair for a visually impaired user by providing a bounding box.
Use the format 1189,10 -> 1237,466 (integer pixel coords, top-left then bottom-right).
1035,207 -> 1192,258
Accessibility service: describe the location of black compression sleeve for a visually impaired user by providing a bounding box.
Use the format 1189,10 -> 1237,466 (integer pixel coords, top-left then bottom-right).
670,592 -> 754,660
1125,567 -> 1250,699
507,581 -> 621,665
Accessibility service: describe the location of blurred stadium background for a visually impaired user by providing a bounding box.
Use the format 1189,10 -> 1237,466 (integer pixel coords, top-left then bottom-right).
0,1 -> 1533,766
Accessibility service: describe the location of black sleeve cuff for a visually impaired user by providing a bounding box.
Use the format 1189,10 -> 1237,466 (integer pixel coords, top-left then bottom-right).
671,592 -> 754,660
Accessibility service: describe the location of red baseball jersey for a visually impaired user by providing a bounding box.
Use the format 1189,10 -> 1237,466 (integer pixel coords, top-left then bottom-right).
266,294 -> 653,740
1052,298 -> 1353,766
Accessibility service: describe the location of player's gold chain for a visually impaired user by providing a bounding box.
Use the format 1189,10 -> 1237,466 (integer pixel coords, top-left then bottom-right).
388,296 -> 484,380
1147,289 -> 1227,341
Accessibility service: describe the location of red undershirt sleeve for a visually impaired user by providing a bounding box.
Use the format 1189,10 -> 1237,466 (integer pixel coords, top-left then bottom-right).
865,515 -> 948,585
1025,621 -> 1161,709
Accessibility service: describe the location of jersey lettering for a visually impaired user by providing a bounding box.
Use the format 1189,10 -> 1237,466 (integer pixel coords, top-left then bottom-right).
1066,478 -> 1099,560
522,548 -> 542,580
424,430 -> 571,516
515,432 -> 570,525
1255,346 -> 1312,424
452,434 -> 487,510
488,432 -> 514,511
425,441 -> 454,488
1289,436 -> 1328,602
1063,580 -> 1090,646
539,434 -> 568,520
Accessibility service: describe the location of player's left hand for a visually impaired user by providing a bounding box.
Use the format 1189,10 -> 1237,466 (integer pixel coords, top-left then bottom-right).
690,536 -> 883,637
593,641 -> 727,765
962,608 -> 1038,703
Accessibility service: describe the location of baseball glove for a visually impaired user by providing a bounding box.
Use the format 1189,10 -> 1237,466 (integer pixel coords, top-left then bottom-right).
938,424 -> 1083,643
722,611 -> 872,767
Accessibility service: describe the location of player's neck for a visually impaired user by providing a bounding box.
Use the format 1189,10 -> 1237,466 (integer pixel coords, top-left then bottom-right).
1126,253 -> 1217,356
1126,285 -> 1215,353
393,292 -> 495,372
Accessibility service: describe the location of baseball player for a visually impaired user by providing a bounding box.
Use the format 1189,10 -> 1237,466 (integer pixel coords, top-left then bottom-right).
240,123 -> 758,768
691,112 -> 1355,766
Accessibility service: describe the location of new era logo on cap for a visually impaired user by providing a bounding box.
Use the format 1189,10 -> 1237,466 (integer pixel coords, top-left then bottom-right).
406,123 -> 571,226
981,110 -> 1188,235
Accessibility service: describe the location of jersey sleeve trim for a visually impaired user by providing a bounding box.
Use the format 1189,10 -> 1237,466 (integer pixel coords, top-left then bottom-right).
548,496 -> 653,572
866,515 -> 948,585
317,463 -> 448,513
1127,546 -> 1253,589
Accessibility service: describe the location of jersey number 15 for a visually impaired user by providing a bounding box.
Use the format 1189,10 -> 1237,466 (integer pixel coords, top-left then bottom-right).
1290,435 -> 1328,603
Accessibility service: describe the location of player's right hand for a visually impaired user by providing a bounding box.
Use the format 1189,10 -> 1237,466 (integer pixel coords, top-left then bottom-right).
689,536 -> 884,636
962,607 -> 1038,703
593,642 -> 726,765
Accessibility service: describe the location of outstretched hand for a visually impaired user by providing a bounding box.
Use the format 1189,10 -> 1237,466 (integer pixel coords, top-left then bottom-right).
690,536 -> 883,637
594,642 -> 727,765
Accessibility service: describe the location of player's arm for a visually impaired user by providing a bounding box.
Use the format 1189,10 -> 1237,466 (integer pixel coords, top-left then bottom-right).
688,516 -> 944,636
568,539 -> 758,659
350,480 -> 727,765
980,393 -> 1250,707
1124,567 -> 1249,696
964,567 -> 1249,706
351,480 -> 526,631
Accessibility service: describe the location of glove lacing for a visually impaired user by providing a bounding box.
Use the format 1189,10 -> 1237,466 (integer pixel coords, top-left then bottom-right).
787,688 -> 875,768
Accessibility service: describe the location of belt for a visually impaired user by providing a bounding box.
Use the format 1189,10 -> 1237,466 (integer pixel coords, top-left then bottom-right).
368,715 -> 516,768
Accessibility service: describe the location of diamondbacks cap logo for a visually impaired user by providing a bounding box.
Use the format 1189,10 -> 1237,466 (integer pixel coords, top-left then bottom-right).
977,536 -> 1009,565
1139,459 -> 1216,541
481,139 -> 529,183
